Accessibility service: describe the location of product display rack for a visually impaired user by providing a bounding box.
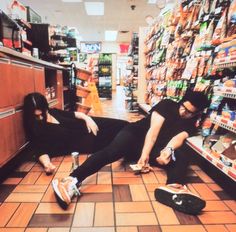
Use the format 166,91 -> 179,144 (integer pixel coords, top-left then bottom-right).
97,53 -> 112,99
138,0 -> 236,181
124,33 -> 139,112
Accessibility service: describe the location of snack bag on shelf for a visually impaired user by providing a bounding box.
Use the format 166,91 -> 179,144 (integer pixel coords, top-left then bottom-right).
227,0 -> 236,37
212,9 -> 227,45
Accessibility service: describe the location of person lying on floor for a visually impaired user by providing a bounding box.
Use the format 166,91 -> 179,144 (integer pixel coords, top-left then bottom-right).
52,90 -> 210,215
23,92 -> 128,175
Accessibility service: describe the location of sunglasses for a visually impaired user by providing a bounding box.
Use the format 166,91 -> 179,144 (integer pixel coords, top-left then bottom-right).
180,103 -> 197,116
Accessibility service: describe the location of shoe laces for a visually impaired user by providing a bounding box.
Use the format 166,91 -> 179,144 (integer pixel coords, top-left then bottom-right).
62,177 -> 80,197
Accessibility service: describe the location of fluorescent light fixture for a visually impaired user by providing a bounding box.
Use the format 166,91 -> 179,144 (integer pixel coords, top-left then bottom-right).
148,0 -> 157,3
84,2 -> 104,15
62,0 -> 83,2
105,30 -> 118,41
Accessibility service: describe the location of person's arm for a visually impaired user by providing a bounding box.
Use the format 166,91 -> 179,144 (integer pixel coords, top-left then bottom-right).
138,111 -> 165,166
156,131 -> 189,165
74,112 -> 99,136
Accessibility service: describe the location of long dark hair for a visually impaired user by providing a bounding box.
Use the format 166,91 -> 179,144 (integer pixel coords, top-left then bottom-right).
23,92 -> 49,139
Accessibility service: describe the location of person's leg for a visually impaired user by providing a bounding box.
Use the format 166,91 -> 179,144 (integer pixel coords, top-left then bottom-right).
70,127 -> 141,183
165,148 -> 190,185
154,147 -> 206,215
52,124 -> 144,208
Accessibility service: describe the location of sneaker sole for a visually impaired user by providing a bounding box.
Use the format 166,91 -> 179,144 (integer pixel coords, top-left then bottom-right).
154,187 -> 206,215
52,179 -> 69,210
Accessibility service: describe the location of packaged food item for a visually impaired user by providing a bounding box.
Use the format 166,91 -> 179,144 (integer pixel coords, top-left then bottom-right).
212,9 -> 227,44
227,0 -> 236,36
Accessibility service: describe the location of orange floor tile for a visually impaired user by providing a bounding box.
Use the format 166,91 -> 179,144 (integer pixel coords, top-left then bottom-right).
0,87 -> 235,231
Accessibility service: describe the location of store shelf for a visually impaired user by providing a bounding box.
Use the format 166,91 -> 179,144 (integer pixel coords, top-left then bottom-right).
210,115 -> 236,134
215,55 -> 236,69
214,86 -> 236,99
186,136 -> 236,181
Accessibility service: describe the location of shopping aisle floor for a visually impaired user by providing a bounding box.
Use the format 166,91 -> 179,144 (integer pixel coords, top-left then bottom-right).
0,87 -> 236,232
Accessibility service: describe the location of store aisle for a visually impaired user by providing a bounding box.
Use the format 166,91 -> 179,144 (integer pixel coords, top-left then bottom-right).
0,91 -> 236,232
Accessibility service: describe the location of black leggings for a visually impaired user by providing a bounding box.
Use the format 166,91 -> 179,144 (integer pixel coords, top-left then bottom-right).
70,124 -> 191,185
70,123 -> 145,183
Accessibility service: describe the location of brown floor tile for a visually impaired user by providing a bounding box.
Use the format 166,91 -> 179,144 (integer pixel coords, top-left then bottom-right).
204,225 -> 228,232
142,172 -> 158,184
113,177 -> 143,185
175,211 -> 201,225
25,229 -> 48,232
79,192 -> 113,202
115,202 -> 153,213
145,184 -> 162,192
0,203 -> 20,226
16,162 -> 35,172
154,171 -> 167,183
198,211 -> 236,224
28,214 -> 73,227
152,201 -> 179,225
52,156 -> 64,162
113,185 -> 132,202
82,173 -> 97,185
161,225 -> 206,232
57,162 -> 72,172
100,165 -> 112,172
191,184 -> 219,200
113,172 -> 136,178
2,178 -> 22,185
0,229 -> 25,232
5,193 -> 43,203
35,203 -> 76,214
116,212 -> 158,226
81,184 -> 112,193
6,203 -> 38,227
97,172 -> 111,184
112,161 -> 125,172
40,186 -> 57,203
13,185 -> 48,193
116,227 -> 138,232
71,228 -> 115,232
138,225 -> 161,232
20,172 -> 41,185
207,183 -> 223,191
204,200 -> 229,211
225,224 -> 236,232
94,202 -> 114,226
35,173 -> 54,185
72,202 -> 95,227
224,200 -> 236,213
129,185 -> 149,201
0,185 -> 16,202
194,170 -> 214,183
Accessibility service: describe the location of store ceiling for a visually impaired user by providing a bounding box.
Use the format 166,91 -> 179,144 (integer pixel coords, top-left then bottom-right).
19,0 -> 162,43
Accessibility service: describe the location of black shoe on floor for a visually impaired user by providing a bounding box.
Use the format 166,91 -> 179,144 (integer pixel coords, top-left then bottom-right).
154,184 -> 206,215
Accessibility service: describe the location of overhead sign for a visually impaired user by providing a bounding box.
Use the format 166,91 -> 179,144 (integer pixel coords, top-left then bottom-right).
80,42 -> 101,53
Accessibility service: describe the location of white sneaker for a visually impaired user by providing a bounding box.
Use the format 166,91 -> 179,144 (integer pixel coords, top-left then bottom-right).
154,183 -> 206,215
52,177 -> 81,209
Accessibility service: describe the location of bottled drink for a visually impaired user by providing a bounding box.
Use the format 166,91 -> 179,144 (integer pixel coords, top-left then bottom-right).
71,152 -> 79,171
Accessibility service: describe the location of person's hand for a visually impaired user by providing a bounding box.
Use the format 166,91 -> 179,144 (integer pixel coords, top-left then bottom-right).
85,116 -> 99,136
137,154 -> 149,167
156,147 -> 172,165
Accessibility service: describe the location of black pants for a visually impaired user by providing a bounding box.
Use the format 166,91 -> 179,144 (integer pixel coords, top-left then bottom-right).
70,123 -> 190,185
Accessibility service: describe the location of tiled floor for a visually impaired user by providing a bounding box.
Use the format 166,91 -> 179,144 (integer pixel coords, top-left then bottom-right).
1,87 -> 236,232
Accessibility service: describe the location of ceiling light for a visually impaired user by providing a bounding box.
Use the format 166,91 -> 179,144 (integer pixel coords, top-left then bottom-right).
105,30 -> 118,41
84,2 -> 104,16
62,0 -> 83,2
148,0 -> 157,4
